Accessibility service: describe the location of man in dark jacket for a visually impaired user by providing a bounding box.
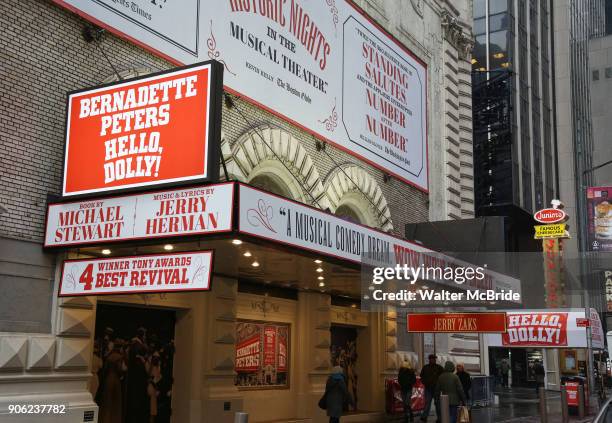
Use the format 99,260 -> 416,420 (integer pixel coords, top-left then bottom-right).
534,360 -> 545,394
398,360 -> 417,423
323,366 -> 354,423
455,363 -> 471,404
420,354 -> 444,422
435,361 -> 466,423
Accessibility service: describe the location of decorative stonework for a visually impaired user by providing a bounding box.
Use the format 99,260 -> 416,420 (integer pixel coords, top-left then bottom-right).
27,337 -> 55,370
410,0 -> 424,18
0,336 -> 27,371
324,165 -> 393,231
222,125 -> 327,206
440,10 -> 474,60
58,307 -> 94,337
55,338 -> 90,369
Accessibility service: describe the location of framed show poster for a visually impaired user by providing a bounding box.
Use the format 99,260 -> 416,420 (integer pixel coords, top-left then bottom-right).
560,349 -> 578,374
235,320 -> 289,389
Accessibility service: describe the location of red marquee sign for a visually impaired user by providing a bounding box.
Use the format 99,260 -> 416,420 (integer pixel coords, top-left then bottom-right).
406,313 -> 507,333
62,62 -> 222,197
502,312 -> 568,347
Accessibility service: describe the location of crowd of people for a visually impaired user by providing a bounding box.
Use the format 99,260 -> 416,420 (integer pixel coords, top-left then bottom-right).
398,354 -> 471,423
91,327 -> 175,423
320,354 -> 472,423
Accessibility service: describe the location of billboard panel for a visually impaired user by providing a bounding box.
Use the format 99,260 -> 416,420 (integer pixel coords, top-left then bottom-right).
587,186 -> 612,251
54,0 -> 428,190
62,62 -> 222,197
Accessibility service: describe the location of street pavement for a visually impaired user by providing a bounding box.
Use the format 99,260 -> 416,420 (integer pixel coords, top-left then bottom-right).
413,387 -> 601,423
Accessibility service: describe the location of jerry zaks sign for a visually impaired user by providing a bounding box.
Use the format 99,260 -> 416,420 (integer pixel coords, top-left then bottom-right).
62,62 -> 222,197
54,0 -> 428,191
59,251 -> 213,296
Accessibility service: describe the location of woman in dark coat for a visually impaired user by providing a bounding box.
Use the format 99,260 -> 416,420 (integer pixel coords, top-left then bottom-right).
323,366 -> 354,423
456,363 -> 471,404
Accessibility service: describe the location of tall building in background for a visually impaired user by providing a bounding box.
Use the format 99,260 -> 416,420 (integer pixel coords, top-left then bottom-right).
472,0 -> 557,219
588,0 -> 612,188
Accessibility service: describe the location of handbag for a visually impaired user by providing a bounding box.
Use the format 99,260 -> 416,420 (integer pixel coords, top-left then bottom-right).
318,391 -> 327,410
457,405 -> 470,423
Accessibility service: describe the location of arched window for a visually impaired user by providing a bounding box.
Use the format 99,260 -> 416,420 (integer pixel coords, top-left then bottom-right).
249,173 -> 293,199
335,203 -> 363,224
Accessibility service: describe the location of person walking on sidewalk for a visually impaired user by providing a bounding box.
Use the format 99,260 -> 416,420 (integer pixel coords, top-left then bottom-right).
398,360 -> 417,423
500,359 -> 510,388
435,361 -> 466,423
534,360 -> 545,394
323,366 -> 354,423
420,354 -> 444,422
455,364 -> 471,405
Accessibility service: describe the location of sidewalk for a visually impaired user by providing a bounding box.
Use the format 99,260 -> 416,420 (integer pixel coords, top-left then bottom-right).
413,387 -> 599,423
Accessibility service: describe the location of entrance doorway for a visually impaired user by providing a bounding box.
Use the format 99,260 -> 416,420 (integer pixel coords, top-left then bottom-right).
330,325 -> 359,409
93,303 -> 176,423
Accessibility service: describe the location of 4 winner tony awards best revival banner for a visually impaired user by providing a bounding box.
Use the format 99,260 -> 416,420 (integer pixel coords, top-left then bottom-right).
54,0 -> 428,190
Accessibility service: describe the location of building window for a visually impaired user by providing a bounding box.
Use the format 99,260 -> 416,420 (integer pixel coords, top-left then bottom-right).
335,204 -> 363,224
606,67 -> 612,78
250,173 -> 293,198
593,69 -> 600,81
235,320 -> 290,388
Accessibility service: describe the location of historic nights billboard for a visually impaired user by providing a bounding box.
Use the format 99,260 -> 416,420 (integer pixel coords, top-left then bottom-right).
54,0 -> 428,191
62,62 -> 222,197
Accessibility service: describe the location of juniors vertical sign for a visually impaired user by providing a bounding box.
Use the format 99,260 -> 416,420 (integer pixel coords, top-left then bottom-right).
54,1 -> 428,191
62,62 -> 222,197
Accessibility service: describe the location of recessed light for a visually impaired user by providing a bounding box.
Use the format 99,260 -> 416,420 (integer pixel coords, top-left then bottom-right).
243,251 -> 252,257
421,286 -> 429,290
318,276 -> 324,280
314,259 -> 322,264
101,249 -> 111,255
400,302 -> 406,307
351,304 -> 357,308
232,239 -> 243,245
163,244 -> 174,251
251,261 -> 260,267
319,282 -> 325,287
316,267 -> 323,273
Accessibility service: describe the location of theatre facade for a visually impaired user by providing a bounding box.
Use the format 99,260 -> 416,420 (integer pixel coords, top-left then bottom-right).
0,1 -> 477,422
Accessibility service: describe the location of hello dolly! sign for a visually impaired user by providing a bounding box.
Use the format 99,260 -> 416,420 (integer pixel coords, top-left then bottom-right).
61,62 -> 223,197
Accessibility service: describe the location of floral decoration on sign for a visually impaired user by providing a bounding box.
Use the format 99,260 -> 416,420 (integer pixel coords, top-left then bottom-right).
65,270 -> 77,291
207,20 -> 236,76
190,257 -> 209,286
318,98 -> 338,132
247,199 -> 277,233
326,0 -> 339,33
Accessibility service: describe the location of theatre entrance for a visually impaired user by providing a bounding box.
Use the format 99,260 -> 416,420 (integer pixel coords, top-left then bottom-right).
92,303 -> 177,423
330,325 -> 360,410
